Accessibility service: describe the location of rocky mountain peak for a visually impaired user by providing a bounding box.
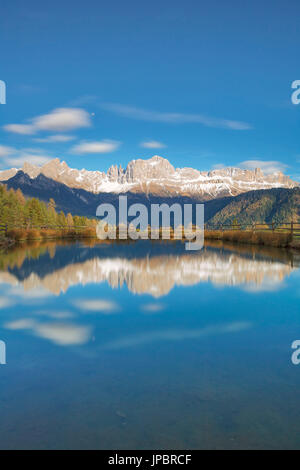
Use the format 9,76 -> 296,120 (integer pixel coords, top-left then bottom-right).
22,161 -> 41,179
107,164 -> 124,182
125,155 -> 175,182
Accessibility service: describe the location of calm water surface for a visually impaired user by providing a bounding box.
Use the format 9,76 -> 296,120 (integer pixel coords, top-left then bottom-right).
0,239 -> 300,449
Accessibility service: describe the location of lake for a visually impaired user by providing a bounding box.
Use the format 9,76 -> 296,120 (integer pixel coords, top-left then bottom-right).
0,239 -> 300,449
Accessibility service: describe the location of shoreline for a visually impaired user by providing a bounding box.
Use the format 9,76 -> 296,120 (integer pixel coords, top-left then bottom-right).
1,227 -> 300,251
204,229 -> 300,250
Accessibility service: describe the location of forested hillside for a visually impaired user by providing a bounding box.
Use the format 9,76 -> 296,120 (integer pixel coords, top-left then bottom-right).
208,188 -> 300,226
0,184 -> 94,229
1,177 -> 300,232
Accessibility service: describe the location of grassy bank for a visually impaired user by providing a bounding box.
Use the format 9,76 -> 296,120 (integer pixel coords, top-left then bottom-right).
204,229 -> 297,248
6,227 -> 97,242
3,227 -> 300,250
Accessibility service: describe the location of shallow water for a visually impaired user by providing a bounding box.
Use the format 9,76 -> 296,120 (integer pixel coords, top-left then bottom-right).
0,239 -> 300,449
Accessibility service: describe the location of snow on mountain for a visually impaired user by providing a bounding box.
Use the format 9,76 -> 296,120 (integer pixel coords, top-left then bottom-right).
0,155 -> 298,200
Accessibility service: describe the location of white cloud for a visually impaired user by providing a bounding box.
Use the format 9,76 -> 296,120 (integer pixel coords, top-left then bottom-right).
73,299 -> 119,313
5,153 -> 52,167
141,303 -> 165,313
4,318 -> 92,346
69,95 -> 98,106
140,141 -> 166,149
33,108 -> 91,132
101,103 -> 252,130
243,279 -> 284,293
71,140 -> 120,154
34,322 -> 91,345
4,107 -> 91,135
211,163 -> 226,170
103,322 -> 252,350
18,84 -> 42,94
5,319 -> 35,330
0,297 -> 14,308
4,124 -> 35,135
8,286 -> 52,299
239,160 -> 288,174
0,145 -> 15,157
33,134 -> 76,143
32,310 -> 74,319
0,146 -> 53,169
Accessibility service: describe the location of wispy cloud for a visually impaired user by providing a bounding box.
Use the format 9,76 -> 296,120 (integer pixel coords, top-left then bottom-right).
211,163 -> 226,170
32,310 -> 74,319
5,153 -> 52,167
4,318 -> 92,346
4,319 -> 35,330
140,141 -> 166,149
211,160 -> 290,175
71,140 -> 120,154
34,322 -> 91,345
4,124 -> 35,135
8,286 -> 52,299
0,145 -> 15,157
17,84 -> 44,95
141,303 -> 165,314
4,108 -> 91,135
68,95 -> 98,106
103,322 -> 252,350
33,134 -> 76,143
0,296 -> 14,308
243,279 -> 285,293
101,103 -> 252,130
73,298 -> 119,314
239,160 -> 288,174
0,146 -> 53,169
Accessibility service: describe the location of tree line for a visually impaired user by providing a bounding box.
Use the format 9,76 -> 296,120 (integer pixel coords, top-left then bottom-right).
0,184 -> 95,229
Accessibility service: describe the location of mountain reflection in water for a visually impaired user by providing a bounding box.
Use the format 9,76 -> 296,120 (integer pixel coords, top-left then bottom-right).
1,240 -> 300,449
0,239 -> 298,297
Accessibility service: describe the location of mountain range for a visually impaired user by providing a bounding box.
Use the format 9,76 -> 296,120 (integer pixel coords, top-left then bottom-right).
1,242 -> 297,297
0,155 -> 298,199
0,155 -> 299,224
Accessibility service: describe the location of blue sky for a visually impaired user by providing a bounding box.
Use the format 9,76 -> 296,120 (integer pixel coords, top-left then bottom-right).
0,0 -> 300,179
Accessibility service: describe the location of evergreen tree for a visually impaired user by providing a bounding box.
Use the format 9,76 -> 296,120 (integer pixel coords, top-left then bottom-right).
57,211 -> 67,227
0,183 -> 96,232
66,213 -> 74,227
15,188 -> 25,206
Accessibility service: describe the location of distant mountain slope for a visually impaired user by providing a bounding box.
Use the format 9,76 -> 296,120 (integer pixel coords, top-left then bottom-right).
2,171 -> 299,225
208,187 -> 300,226
0,155 -> 298,200
1,170 -> 230,220
3,171 -> 100,216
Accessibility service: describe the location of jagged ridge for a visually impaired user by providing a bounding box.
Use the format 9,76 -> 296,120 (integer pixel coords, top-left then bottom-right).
0,155 -> 298,200
2,170 -> 300,224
